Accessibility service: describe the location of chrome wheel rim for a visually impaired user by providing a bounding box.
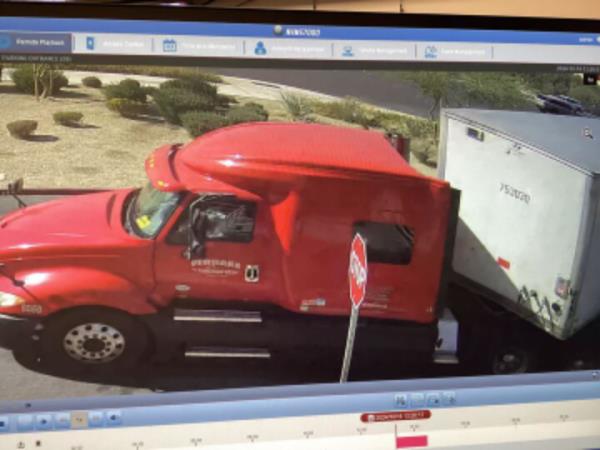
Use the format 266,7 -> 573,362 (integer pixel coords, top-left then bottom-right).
63,323 -> 125,364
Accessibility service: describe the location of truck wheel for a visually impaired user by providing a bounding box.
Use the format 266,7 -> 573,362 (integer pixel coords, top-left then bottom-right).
40,309 -> 150,373
490,346 -> 535,374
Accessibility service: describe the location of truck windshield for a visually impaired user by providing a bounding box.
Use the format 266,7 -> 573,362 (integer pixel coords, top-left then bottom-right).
127,183 -> 181,239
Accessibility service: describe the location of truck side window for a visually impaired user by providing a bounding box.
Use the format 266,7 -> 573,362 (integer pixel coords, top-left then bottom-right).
201,199 -> 256,243
166,198 -> 256,245
353,221 -> 414,265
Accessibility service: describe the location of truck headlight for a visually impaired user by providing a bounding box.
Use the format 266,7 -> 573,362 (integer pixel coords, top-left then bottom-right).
0,292 -> 25,307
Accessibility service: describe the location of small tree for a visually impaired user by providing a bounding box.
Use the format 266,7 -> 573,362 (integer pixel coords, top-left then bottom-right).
11,64 -> 68,99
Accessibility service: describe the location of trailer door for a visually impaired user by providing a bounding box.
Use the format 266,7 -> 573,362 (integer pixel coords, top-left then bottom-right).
441,117 -> 588,338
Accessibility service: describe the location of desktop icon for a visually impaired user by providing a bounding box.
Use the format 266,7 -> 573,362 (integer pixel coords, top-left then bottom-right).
163,38 -> 177,53
424,45 -> 438,59
254,41 -> 267,56
273,25 -> 284,36
86,36 -> 95,50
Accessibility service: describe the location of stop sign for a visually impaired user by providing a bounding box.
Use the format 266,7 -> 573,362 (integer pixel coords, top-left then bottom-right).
348,233 -> 368,308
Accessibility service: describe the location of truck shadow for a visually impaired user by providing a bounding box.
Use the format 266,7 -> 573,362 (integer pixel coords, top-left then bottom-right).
14,352 -> 467,393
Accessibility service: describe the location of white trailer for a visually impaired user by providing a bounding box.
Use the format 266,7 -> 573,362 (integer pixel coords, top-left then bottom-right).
438,109 -> 600,340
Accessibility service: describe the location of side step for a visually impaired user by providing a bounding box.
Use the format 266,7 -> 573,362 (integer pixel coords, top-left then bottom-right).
185,346 -> 271,359
433,308 -> 460,365
174,309 -> 262,323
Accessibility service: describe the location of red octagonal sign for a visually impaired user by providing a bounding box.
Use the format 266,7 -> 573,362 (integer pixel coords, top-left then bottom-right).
349,233 -> 368,308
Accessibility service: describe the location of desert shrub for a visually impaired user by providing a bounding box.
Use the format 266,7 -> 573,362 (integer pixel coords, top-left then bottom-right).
152,76 -> 233,125
106,98 -> 147,118
180,111 -> 230,138
312,97 -> 377,128
6,120 -> 38,139
227,103 -> 269,124
103,79 -> 148,103
82,76 -> 102,88
53,111 -> 84,127
280,92 -> 312,121
410,137 -> 439,167
11,65 -> 69,96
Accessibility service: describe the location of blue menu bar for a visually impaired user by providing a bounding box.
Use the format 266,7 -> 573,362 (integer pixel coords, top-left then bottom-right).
0,32 -> 71,53
1,16 -> 599,46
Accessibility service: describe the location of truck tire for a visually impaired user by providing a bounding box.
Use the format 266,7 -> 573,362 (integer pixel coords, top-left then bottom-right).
490,345 -> 536,374
39,309 -> 150,374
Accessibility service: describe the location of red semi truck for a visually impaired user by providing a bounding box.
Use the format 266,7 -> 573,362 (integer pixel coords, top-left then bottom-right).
0,122 -> 595,374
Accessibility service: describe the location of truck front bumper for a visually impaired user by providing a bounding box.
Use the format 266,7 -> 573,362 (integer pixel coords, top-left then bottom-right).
0,314 -> 37,350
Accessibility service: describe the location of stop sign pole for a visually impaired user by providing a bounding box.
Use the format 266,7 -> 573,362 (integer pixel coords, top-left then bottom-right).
340,233 -> 368,383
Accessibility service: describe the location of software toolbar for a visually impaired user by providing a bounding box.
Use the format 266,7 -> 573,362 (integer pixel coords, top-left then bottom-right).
0,32 -> 595,65
1,399 -> 600,449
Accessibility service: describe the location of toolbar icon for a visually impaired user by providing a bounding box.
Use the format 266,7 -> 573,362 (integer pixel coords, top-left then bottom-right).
254,41 -> 267,56
163,38 -> 177,53
0,35 -> 10,50
86,36 -> 95,51
424,45 -> 438,59
342,46 -> 354,57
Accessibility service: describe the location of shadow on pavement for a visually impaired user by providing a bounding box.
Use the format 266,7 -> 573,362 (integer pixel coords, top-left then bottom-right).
13,351 -> 469,393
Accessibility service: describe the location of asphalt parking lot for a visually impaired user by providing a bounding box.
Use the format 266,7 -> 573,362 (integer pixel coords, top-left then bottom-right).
0,344 -> 469,405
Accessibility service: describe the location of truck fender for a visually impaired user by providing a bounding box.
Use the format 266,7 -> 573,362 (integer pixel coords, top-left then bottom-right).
16,267 -> 156,317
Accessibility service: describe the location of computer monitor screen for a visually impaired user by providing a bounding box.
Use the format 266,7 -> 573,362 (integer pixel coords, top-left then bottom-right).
0,2 -> 599,402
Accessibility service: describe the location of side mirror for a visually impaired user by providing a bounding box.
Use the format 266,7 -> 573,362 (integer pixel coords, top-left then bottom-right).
7,178 -> 24,195
184,205 -> 207,260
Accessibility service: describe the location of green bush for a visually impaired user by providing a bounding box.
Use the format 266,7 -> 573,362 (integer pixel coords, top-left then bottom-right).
180,111 -> 230,137
53,111 -> 84,127
280,92 -> 313,121
227,103 -> 269,124
312,97 -> 376,128
103,79 -> 148,103
152,76 -> 233,125
11,65 -> 69,96
6,120 -> 38,139
568,84 -> 600,116
106,98 -> 147,118
82,76 -> 102,88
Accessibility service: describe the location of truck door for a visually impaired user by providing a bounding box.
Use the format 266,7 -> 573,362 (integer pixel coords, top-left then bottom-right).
152,195 -> 275,303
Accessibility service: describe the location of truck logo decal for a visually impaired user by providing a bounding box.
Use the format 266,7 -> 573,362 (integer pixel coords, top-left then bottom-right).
191,259 -> 241,277
500,183 -> 530,205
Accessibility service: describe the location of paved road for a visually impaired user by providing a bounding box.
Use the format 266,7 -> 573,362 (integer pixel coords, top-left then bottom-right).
0,346 -> 468,404
207,68 -> 434,117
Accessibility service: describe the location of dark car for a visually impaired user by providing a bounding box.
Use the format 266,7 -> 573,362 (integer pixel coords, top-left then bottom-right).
536,94 -> 586,116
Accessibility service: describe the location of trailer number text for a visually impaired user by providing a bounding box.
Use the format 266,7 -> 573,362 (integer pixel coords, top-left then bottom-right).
500,183 -> 530,205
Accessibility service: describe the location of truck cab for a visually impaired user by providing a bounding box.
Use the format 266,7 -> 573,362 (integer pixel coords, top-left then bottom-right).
0,122 -> 456,371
